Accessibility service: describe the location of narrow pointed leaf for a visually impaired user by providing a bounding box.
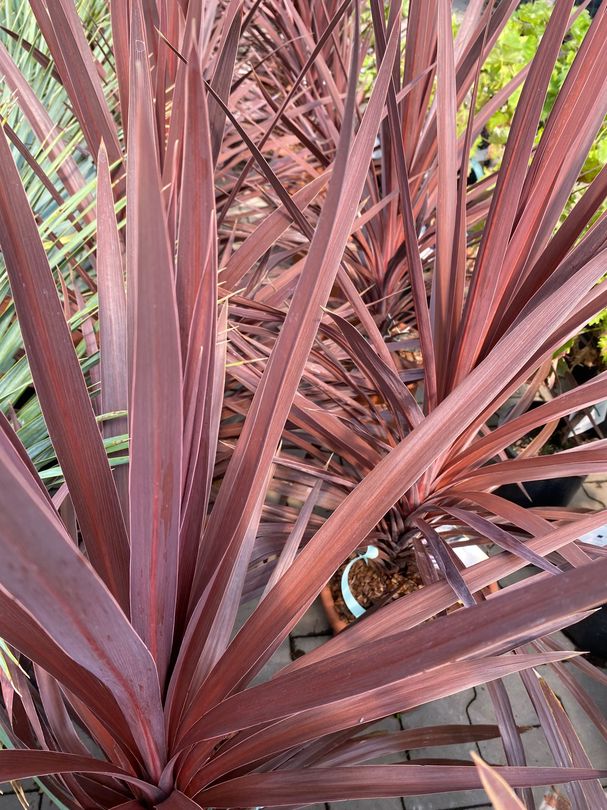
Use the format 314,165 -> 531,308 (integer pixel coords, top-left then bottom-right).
0,124 -> 129,608
127,0 -> 183,687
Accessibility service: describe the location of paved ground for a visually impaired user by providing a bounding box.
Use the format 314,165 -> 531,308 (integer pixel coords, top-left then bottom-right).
2,479 -> 606,810
0,787 -> 54,810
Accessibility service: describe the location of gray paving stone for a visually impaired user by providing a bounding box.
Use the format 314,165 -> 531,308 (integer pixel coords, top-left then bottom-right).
238,595 -> 331,640
458,634 -> 607,807
404,688 -> 477,760
517,725 -> 554,769
291,634 -> 332,658
403,690 -> 488,809
477,724 -> 555,773
341,800 -> 404,809
251,637 -> 292,685
515,632 -> 607,769
293,599 -> 331,636
0,784 -> 36,795
232,598 -> 258,636
403,687 -> 475,728
569,488 -> 601,511
467,675 -> 554,769
466,652 -> 607,805
497,565 -> 539,590
570,476 -> 607,510
0,791 -> 39,810
403,793 -> 490,809
0,796 -> 24,810
470,729 -> 504,767
469,675 -> 538,729
563,659 -> 607,717
540,662 -> 607,769
549,628 -> 607,708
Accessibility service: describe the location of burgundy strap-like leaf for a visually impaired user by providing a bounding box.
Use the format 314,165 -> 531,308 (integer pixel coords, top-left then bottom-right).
183,652 -> 569,790
171,14 -> 401,726
38,0 -> 122,167
196,764 -> 607,807
431,0 -> 458,393
222,173 -> 329,290
208,0 -> 242,163
441,372 -> 607,481
178,554 -> 606,745
0,751 -> 159,802
127,0 -> 183,688
440,507 -> 561,576
97,143 -> 129,520
185,234 -> 607,721
0,41 -> 92,215
0,450 -> 165,778
321,724 -> 511,768
110,0 -> 131,137
456,0 -> 575,377
0,123 -> 129,608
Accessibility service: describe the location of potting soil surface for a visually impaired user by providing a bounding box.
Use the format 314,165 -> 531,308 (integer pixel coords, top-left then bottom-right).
330,556 -> 422,624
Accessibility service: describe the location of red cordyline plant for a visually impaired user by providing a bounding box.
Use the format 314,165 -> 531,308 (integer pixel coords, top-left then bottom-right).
221,5 -> 607,802
230,0 -> 599,324
220,5 -> 607,804
1,1 -> 607,809
225,0 -> 607,561
228,0 -> 607,560
226,0 -> 607,554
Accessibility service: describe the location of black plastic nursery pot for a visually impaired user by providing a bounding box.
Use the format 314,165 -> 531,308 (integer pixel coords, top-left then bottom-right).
494,476 -> 584,509
562,607 -> 607,663
496,476 -> 607,661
